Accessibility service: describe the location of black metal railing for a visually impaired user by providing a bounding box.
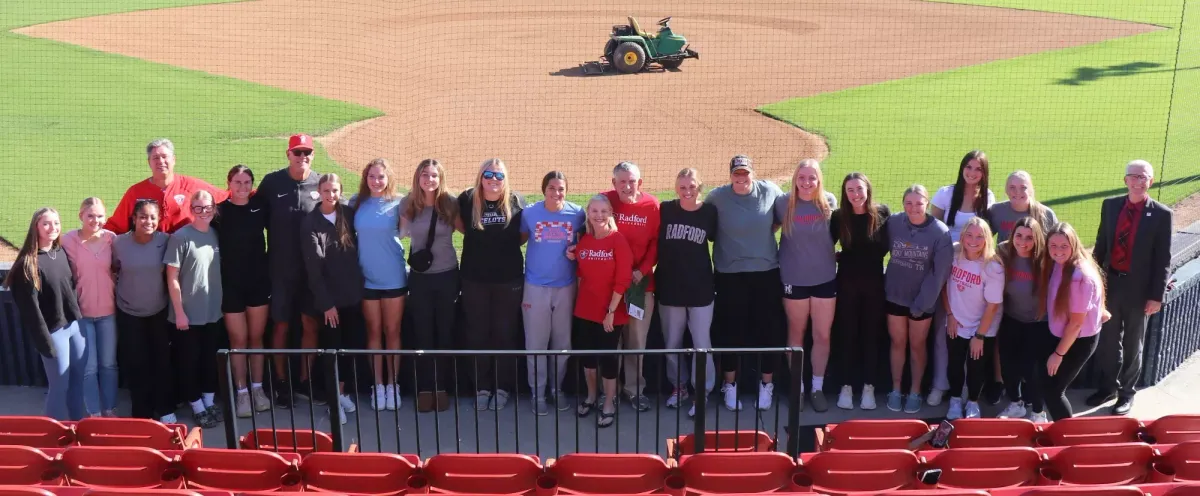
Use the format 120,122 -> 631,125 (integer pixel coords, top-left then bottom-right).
217,347 -> 804,460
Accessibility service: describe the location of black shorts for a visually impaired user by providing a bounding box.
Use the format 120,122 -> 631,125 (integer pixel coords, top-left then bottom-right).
270,277 -> 315,321
782,279 -> 837,300
222,272 -> 271,314
363,287 -> 409,300
885,300 -> 932,321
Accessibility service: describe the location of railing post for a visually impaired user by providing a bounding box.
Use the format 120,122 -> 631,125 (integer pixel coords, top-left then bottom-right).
217,350 -> 239,449
786,346 -> 804,459
692,349 -> 708,454
323,350 -> 345,452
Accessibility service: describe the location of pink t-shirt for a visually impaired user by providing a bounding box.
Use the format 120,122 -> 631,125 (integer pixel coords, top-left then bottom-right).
61,229 -> 117,318
1046,263 -> 1103,338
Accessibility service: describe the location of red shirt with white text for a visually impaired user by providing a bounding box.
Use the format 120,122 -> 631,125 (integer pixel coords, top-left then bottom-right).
574,230 -> 634,325
603,190 -> 659,292
105,176 -> 229,234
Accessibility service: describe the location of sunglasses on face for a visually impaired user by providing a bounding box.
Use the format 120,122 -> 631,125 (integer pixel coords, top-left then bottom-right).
191,205 -> 215,214
482,170 -> 506,181
291,149 -> 313,157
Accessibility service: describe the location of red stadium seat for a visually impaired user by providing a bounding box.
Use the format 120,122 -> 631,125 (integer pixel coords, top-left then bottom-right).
0,417 -> 74,449
300,451 -> 419,495
81,490 -> 214,496
179,448 -> 301,492
667,431 -> 775,457
1159,442 -> 1200,482
814,420 -> 931,451
1150,416 -> 1200,444
0,486 -> 56,496
1046,442 -> 1155,486
73,418 -> 201,450
878,491 -> 989,496
59,446 -> 182,489
990,486 -> 1145,496
422,454 -> 542,494
0,446 -> 62,486
239,429 -> 335,455
546,454 -> 671,494
1163,484 -> 1200,496
923,446 -> 1041,489
798,449 -> 921,494
1041,417 -> 1142,446
948,419 -> 1039,448
677,452 -> 797,494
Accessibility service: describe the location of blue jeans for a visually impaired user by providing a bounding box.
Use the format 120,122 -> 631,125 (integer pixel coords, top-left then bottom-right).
79,315 -> 119,414
41,321 -> 87,420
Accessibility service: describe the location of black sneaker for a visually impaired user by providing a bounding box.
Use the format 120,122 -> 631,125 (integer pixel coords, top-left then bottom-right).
193,409 -> 218,429
275,381 -> 294,409
206,402 -> 224,423
295,380 -> 328,405
985,382 -> 1005,406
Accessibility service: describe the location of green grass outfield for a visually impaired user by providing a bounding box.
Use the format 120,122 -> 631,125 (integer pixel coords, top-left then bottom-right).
760,0 -> 1199,240
0,0 -> 381,244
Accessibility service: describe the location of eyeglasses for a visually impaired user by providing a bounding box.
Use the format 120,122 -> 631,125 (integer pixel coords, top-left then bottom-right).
291,149 -> 313,157
1125,174 -> 1151,183
482,170 -> 506,181
191,205 -> 215,214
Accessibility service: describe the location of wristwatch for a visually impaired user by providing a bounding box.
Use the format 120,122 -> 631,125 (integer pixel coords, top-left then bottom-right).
973,333 -> 986,340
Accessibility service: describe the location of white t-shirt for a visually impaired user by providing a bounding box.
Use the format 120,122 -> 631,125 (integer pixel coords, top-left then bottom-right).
322,211 -> 337,224
946,247 -> 1005,338
932,185 -> 996,242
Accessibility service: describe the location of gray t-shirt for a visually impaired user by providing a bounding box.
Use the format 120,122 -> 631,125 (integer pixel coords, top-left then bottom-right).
112,232 -> 170,317
163,225 -> 223,325
400,195 -> 459,274
774,192 -> 838,286
707,180 -> 784,274
1003,254 -> 1043,323
987,201 -> 1059,243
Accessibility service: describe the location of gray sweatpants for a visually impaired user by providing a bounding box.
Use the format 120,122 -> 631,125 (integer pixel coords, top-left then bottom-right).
659,303 -> 716,394
523,282 -> 576,398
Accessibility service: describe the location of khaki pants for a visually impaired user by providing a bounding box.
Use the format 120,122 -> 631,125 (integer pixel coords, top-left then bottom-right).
619,292 -> 655,397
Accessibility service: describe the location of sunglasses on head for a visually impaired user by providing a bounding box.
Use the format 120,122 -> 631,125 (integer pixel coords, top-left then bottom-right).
291,149 -> 313,157
482,170 -> 506,181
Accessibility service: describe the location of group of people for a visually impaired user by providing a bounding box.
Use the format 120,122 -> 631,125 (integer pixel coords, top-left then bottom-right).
5,135 -> 1173,429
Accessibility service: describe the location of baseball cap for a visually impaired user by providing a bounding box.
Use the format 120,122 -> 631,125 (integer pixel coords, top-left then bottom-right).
288,134 -> 314,152
730,155 -> 753,173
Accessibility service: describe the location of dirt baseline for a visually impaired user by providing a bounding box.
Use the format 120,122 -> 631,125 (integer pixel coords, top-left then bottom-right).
19,0 -> 1154,194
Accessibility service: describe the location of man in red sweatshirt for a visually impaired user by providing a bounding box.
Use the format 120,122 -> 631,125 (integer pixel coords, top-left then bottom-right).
603,161 -> 660,412
106,138 -> 228,234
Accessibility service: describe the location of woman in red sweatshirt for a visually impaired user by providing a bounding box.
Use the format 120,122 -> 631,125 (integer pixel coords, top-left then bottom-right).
568,194 -> 633,428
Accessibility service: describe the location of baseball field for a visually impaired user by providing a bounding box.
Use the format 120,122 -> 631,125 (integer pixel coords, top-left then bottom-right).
1,0 -> 1196,254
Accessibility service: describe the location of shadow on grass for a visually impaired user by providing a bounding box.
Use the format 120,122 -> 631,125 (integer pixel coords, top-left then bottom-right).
1056,62 -> 1200,85
1043,173 -> 1200,207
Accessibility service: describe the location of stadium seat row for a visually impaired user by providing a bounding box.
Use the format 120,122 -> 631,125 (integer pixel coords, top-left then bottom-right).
0,417 -> 202,450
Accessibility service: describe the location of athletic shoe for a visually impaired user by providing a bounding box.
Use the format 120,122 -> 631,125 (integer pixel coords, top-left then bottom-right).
998,400 -> 1027,419
533,396 -> 549,416
235,391 -> 252,418
836,385 -> 854,410
551,390 -> 571,411
251,387 -> 271,412
372,386 -> 387,411
965,400 -> 982,419
926,388 -> 946,407
810,390 -> 829,413
206,402 -> 224,422
338,393 -> 357,414
102,409 -> 119,418
475,391 -> 492,411
337,405 -> 347,425
159,413 -> 177,424
491,389 -> 509,411
1027,410 -> 1049,423
688,402 -> 696,417
886,390 -> 903,412
386,384 -> 399,411
666,387 -> 689,409
295,380 -> 327,405
904,393 -> 923,414
274,381 -> 294,409
756,382 -> 774,411
722,382 -> 743,411
861,385 -> 877,410
946,397 -> 964,420
193,409 -> 218,429
626,393 -> 652,412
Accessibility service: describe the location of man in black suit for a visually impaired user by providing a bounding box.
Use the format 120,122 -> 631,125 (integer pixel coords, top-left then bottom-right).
1089,159 -> 1173,415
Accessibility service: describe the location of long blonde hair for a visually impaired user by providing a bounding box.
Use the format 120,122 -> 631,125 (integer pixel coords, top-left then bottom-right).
955,217 -> 999,264
3,208 -> 61,291
356,158 -> 398,207
470,158 -> 514,230
318,173 -> 356,249
404,159 -> 458,225
783,159 -> 831,237
1045,222 -> 1106,320
585,194 -> 618,236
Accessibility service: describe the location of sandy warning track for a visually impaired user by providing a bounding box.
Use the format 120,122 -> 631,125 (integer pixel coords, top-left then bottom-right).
18,0 -> 1157,193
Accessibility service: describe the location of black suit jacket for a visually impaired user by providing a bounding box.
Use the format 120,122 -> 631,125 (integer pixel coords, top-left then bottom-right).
1092,195 -> 1173,304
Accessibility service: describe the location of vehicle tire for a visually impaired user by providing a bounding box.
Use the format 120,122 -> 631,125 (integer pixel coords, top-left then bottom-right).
613,42 -> 646,73
604,39 -> 617,59
660,59 -> 683,69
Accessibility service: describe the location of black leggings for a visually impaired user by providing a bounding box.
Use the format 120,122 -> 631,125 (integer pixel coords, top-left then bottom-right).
409,270 -> 459,393
119,308 -> 175,419
1039,332 -> 1099,420
947,334 -> 996,402
173,320 -> 222,404
1000,316 -> 1048,411
461,278 -> 524,392
714,269 -> 783,375
836,275 -> 884,388
320,305 -> 364,386
573,318 -> 621,380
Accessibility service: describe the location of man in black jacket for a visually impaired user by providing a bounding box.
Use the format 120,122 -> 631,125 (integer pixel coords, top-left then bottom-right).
1090,159 -> 1173,415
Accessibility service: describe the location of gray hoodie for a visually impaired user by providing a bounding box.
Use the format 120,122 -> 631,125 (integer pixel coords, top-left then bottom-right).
885,212 -> 953,315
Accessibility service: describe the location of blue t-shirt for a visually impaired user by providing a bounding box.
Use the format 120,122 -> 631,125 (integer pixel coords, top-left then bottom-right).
352,195 -> 408,290
521,200 -> 585,287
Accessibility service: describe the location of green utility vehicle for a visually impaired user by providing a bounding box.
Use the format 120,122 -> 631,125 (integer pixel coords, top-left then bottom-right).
581,16 -> 699,74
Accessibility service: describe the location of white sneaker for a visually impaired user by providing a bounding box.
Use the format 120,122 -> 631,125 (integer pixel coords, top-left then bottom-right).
927,388 -> 946,407
965,400 -> 981,419
159,413 -> 178,424
372,386 -> 387,411
756,382 -> 774,411
688,402 -> 696,417
666,387 -> 689,409
338,394 -> 357,414
860,385 -> 877,410
337,405 -> 347,425
721,382 -> 743,411
1027,410 -> 1049,423
837,385 -> 854,410
386,384 -> 398,411
998,401 -> 1027,419
946,397 -> 964,420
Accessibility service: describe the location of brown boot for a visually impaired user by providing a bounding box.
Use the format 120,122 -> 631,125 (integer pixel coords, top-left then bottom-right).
416,392 -> 435,413
435,391 -> 451,412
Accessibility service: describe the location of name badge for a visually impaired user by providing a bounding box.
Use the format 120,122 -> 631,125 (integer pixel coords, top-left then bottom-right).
627,303 -> 645,320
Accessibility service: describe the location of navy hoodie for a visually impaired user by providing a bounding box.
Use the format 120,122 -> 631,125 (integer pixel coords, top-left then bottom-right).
884,212 -> 953,315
